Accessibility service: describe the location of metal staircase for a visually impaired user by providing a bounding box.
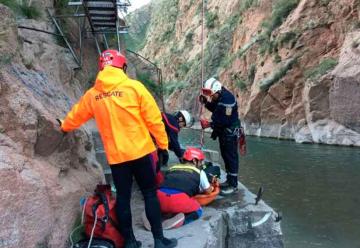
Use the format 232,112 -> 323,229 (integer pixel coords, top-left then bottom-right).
47,0 -> 131,67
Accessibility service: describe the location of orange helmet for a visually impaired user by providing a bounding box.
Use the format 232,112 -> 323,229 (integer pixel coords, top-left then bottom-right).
183,147 -> 205,162
98,49 -> 127,71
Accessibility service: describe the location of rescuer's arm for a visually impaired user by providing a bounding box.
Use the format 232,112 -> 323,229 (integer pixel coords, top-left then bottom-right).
61,93 -> 94,132
139,85 -> 168,150
199,95 -> 217,112
204,101 -> 217,112
200,170 -> 213,194
168,129 -> 184,158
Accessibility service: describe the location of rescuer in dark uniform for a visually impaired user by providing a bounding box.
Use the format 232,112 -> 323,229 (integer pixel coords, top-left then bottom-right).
159,110 -> 193,165
199,77 -> 241,195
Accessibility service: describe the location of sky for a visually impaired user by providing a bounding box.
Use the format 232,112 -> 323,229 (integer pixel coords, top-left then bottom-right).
128,0 -> 152,12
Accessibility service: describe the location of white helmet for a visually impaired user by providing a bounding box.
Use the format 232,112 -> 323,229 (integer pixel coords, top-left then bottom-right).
202,77 -> 222,96
176,110 -> 193,127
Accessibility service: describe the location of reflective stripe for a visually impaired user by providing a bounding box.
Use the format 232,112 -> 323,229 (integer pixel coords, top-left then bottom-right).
228,173 -> 238,176
218,101 -> 236,108
210,78 -> 217,89
169,164 -> 200,174
162,113 -> 179,133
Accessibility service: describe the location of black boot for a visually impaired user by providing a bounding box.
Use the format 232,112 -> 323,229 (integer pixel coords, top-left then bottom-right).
124,239 -> 142,248
154,237 -> 177,248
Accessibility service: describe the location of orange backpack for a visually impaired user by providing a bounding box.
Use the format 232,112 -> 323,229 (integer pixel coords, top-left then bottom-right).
83,185 -> 124,248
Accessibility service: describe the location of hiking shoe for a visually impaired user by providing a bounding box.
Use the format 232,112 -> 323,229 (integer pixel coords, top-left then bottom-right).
154,237 -> 177,248
220,185 -> 239,196
124,240 -> 142,248
162,213 -> 185,230
141,211 -> 151,231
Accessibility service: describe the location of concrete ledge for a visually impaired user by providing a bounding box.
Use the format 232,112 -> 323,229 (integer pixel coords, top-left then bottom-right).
92,132 -> 284,247
131,182 -> 283,248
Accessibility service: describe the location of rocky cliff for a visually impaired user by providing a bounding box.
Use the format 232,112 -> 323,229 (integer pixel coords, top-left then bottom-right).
0,1 -> 103,247
129,0 -> 360,146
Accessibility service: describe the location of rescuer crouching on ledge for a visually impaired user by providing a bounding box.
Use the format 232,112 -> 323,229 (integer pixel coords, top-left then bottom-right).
143,147 -> 215,230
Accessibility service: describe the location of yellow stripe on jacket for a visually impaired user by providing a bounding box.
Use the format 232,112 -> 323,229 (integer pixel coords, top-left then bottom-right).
61,66 -> 168,164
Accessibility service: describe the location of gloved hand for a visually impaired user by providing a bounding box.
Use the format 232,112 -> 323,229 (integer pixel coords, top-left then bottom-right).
157,148 -> 169,167
200,119 -> 211,129
211,177 -> 220,188
178,149 -> 186,163
56,118 -> 62,127
56,118 -> 66,135
199,95 -> 208,105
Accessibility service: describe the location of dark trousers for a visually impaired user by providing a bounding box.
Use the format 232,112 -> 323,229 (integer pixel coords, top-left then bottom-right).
219,134 -> 239,187
111,154 -> 164,242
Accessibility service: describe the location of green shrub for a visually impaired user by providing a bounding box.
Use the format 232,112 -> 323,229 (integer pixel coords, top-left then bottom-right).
259,57 -> 297,91
157,0 -> 179,42
279,31 -> 298,47
274,53 -> 282,63
320,0 -> 332,6
205,11 -> 218,29
164,81 -> 188,96
0,0 -> 41,19
248,64 -> 257,83
239,0 -> 259,12
204,24 -> 233,76
179,62 -> 190,74
236,78 -> 248,91
185,31 -> 194,43
67,214 -> 85,246
220,53 -> 236,69
161,29 -> 174,42
304,58 -> 338,80
20,4 -> 41,19
258,0 -> 298,56
0,0 -> 18,11
268,0 -> 299,32
136,72 -> 161,97
0,54 -> 12,66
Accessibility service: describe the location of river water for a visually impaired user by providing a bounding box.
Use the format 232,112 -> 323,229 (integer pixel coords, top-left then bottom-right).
179,129 -> 360,248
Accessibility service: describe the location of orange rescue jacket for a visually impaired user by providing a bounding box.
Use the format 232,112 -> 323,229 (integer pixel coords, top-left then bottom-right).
61,66 -> 168,164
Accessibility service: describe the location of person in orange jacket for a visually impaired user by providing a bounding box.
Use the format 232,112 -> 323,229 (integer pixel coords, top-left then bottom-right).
59,50 -> 177,248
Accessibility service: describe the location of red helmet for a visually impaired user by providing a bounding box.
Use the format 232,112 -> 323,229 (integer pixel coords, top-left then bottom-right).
183,147 -> 205,162
98,49 -> 127,71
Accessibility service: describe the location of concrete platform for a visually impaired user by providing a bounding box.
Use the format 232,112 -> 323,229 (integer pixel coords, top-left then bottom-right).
131,181 -> 283,248
92,131 -> 284,248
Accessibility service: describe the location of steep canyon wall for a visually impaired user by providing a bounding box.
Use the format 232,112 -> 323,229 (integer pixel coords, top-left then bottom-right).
129,0 -> 360,146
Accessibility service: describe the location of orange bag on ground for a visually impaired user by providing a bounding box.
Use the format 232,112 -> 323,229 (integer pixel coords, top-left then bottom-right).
84,185 -> 124,248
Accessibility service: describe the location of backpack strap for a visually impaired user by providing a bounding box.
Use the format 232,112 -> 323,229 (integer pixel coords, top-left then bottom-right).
92,191 -> 110,231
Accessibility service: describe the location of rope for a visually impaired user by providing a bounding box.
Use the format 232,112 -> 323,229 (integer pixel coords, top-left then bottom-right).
70,225 -> 83,248
199,0 -> 205,148
69,194 -> 91,248
87,210 -> 98,248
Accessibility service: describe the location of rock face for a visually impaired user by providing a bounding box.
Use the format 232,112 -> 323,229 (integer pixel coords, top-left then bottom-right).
0,3 -> 102,248
129,0 -> 360,146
